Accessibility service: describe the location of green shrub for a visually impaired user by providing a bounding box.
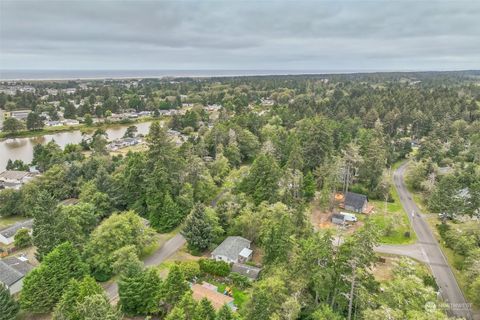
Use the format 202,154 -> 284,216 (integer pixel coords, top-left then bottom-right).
176,261 -> 201,280
14,228 -> 32,248
229,272 -> 251,289
199,259 -> 231,277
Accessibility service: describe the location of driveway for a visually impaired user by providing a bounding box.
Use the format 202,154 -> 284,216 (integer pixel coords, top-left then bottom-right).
394,162 -> 473,319
104,233 -> 186,301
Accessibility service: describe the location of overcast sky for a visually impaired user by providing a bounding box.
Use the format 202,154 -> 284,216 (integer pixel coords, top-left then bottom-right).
1,0 -> 479,71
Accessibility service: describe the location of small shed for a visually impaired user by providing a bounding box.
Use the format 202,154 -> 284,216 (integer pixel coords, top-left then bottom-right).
191,283 -> 235,311
332,213 -> 346,225
232,263 -> 261,281
344,192 -> 368,213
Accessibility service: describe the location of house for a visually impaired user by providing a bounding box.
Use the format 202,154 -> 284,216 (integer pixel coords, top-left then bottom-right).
332,213 -> 346,225
0,256 -> 34,294
63,119 -> 80,126
211,236 -> 252,264
3,109 -> 32,121
232,263 -> 261,281
191,283 -> 235,311
0,170 -> 37,190
0,219 -> 34,245
344,192 -> 368,213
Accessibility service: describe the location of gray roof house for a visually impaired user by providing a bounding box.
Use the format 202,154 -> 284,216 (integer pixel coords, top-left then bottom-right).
211,236 -> 253,264
232,263 -> 261,281
344,192 -> 368,213
0,219 -> 34,245
0,256 -> 34,294
0,170 -> 37,190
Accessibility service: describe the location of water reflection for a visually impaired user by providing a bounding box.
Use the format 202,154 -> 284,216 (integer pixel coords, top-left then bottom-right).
0,121 -> 152,171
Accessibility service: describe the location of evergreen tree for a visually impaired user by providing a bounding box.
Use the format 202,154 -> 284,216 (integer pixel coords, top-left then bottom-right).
160,265 -> 190,313
53,276 -> 103,320
21,242 -> 88,313
182,204 -> 214,252
216,305 -> 235,320
302,171 -> 316,200
239,153 -> 281,204
0,282 -> 19,320
178,292 -> 198,319
75,294 -> 122,320
195,298 -> 216,320
118,268 -> 162,315
149,193 -> 182,232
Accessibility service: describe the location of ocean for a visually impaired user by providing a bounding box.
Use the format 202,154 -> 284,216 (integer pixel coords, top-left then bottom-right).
0,69 -> 357,81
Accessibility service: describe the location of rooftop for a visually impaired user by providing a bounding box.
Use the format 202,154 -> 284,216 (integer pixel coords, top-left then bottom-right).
0,219 -> 34,239
211,236 -> 251,261
0,170 -> 32,181
231,263 -> 261,280
0,257 -> 34,287
344,192 -> 367,209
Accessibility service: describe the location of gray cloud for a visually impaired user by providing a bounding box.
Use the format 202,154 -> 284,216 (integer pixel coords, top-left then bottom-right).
1,0 -> 479,71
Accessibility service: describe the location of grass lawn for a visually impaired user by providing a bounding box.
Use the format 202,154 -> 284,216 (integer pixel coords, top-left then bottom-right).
367,165 -> 416,244
0,215 -> 28,229
210,280 -> 249,309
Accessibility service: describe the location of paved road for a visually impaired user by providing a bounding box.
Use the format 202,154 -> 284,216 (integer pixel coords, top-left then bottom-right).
104,189 -> 224,301
104,233 -> 186,301
394,162 -> 473,319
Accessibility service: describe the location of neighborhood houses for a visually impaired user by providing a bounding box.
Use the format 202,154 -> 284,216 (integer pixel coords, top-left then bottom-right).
0,170 -> 38,190
0,256 -> 34,294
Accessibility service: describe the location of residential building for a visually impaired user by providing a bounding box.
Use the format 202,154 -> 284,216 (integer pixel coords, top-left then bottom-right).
3,109 -> 31,121
0,256 -> 34,294
231,263 -> 261,281
344,192 -> 368,213
0,219 -> 34,245
211,236 -> 252,264
0,170 -> 37,190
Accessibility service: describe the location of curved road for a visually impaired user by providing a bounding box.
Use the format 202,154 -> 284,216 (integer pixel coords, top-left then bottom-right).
395,162 -> 473,319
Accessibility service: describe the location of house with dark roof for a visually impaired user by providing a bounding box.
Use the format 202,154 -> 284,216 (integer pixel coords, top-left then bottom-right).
232,263 -> 261,281
211,236 -> 252,264
0,219 -> 34,245
0,256 -> 34,294
344,192 -> 368,213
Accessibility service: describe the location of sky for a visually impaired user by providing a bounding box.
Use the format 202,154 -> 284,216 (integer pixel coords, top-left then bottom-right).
0,0 -> 479,72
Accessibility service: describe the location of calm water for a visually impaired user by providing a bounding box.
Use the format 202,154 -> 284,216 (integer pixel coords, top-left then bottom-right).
0,122 -> 152,171
0,69 -> 352,80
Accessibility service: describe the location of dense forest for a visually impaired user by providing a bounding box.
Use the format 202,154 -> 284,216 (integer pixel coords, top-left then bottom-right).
0,71 -> 479,319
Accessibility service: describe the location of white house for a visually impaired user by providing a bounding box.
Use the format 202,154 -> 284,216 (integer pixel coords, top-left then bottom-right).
211,236 -> 253,264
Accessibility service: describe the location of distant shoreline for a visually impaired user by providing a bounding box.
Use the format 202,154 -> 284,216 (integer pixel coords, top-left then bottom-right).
1,69 -> 475,81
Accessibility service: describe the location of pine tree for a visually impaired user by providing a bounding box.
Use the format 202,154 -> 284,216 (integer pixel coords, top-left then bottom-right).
160,265 -> 190,313
178,292 -> 198,319
0,282 -> 19,320
119,268 -> 162,315
195,298 -> 216,320
216,304 -> 235,320
53,276 -> 104,320
182,204 -> 214,252
75,294 -> 122,320
165,306 -> 186,320
302,171 -> 316,200
149,193 -> 182,232
21,242 -> 88,313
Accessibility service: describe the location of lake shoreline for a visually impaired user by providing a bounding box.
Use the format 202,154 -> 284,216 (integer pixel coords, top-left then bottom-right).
0,116 -> 157,141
